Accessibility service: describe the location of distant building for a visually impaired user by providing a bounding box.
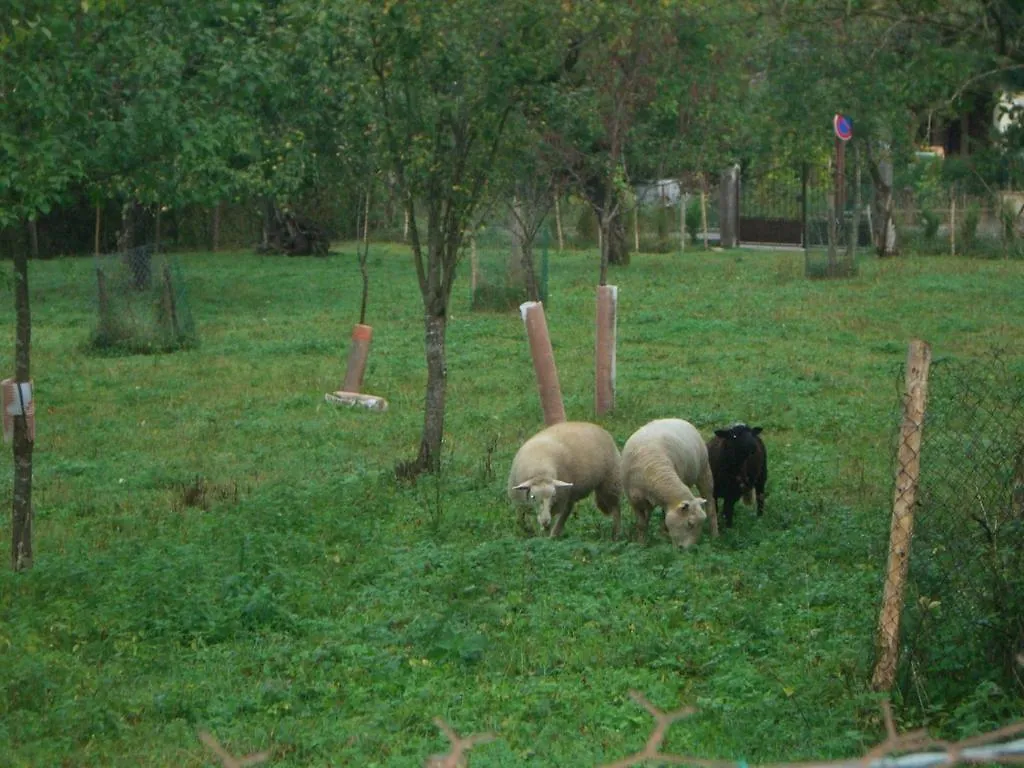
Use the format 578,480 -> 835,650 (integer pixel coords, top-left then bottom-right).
635,178 -> 683,206
994,90 -> 1024,134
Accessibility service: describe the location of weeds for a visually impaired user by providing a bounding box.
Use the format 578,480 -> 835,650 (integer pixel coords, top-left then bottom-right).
0,247 -> 1022,765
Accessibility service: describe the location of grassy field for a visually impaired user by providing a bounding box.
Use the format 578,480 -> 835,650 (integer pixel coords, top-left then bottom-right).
1,244 -> 1022,767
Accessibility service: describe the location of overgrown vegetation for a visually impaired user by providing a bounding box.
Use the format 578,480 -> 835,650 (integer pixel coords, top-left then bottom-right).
90,250 -> 198,354
901,358 -> 1024,723
1,246 -> 1022,765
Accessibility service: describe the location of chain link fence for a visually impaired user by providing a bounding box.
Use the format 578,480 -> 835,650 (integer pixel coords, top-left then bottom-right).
884,353 -> 1024,708
92,247 -> 198,353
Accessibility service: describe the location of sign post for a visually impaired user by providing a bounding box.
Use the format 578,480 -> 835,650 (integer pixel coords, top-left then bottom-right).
833,114 -> 853,219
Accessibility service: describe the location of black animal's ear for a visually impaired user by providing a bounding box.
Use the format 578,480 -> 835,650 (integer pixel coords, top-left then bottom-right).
752,426 -> 763,435
714,429 -> 730,438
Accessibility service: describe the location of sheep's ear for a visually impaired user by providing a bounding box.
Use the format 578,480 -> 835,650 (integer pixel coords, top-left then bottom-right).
714,429 -> 730,438
751,426 -> 763,436
513,481 -> 533,491
692,497 -> 707,506
553,479 -> 573,488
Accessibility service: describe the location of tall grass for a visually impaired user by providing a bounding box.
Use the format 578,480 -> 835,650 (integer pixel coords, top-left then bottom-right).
1,245 -> 1022,766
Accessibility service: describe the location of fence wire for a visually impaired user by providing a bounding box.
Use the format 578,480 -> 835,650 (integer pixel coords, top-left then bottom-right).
92,246 -> 198,353
888,354 -> 1024,707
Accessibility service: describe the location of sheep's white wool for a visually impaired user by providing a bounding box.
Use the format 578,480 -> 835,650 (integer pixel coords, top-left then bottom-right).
620,418 -> 717,549
507,421 -> 622,539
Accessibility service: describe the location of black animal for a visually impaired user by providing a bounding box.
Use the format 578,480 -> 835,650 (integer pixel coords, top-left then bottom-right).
706,423 -> 767,528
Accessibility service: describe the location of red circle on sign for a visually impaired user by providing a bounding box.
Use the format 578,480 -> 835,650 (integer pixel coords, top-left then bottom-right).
834,114 -> 853,141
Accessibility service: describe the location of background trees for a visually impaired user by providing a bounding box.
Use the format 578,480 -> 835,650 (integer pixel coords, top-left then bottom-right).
5,0 -> 1024,550
342,0 -> 568,474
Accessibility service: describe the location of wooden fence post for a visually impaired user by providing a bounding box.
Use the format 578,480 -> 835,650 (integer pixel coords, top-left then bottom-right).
470,237 -> 479,300
555,195 -> 565,252
871,339 -> 932,692
161,264 -> 180,339
341,324 -> 373,394
719,165 -> 740,248
520,301 -> 566,426
594,285 -> 617,416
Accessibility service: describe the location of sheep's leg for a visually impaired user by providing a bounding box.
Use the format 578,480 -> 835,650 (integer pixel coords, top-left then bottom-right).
697,466 -> 719,537
550,498 -> 574,538
595,486 -> 621,540
755,481 -> 766,517
722,497 -> 736,528
631,500 -> 652,544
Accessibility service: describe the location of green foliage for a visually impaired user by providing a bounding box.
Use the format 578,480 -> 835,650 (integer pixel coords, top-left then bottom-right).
469,282 -> 530,312
921,209 -> 941,243
685,196 -> 702,244
90,251 -> 198,354
0,1 -> 88,226
575,204 -> 599,248
900,359 -> 1024,716
959,203 -> 982,252
1,248 -> 1023,765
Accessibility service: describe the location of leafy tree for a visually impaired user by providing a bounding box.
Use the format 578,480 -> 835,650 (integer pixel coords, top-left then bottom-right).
542,1 -> 742,278
493,110 -> 563,302
542,3 -> 664,279
346,0 -> 567,474
1,2 -> 93,569
754,0 -> 975,255
627,2 -> 758,198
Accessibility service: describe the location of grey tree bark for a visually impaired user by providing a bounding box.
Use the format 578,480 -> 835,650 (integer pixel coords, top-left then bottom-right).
11,246 -> 33,571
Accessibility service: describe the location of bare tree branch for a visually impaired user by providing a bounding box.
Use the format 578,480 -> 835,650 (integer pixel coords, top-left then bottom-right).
198,731 -> 270,768
424,717 -> 495,768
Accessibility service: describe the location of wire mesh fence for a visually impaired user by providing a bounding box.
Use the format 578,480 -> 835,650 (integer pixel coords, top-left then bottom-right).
92,247 -> 198,353
881,352 -> 1024,707
893,185 -> 1024,259
466,224 -> 550,311
462,193 -> 715,311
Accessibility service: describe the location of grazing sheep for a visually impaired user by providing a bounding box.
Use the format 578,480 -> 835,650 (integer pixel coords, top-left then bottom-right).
507,421 -> 622,538
706,423 -> 767,528
620,418 -> 717,549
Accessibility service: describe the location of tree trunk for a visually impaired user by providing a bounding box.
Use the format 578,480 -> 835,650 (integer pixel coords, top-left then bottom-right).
415,312 -> 448,473
866,142 -> 898,257
261,198 -> 274,250
27,219 -> 39,259
211,201 -> 222,252
633,204 -> 640,252
873,182 -> 897,257
509,198 -> 539,301
846,145 -> 862,268
94,202 -> 101,257
507,199 -> 527,288
679,191 -> 687,253
606,206 -> 630,266
598,211 -> 610,286
554,194 -> 564,252
700,178 -> 710,251
11,247 -> 33,571
359,190 -> 371,325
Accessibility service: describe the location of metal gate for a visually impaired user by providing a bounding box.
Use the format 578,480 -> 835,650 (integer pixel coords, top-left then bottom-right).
738,163 -> 808,246
738,161 -> 872,249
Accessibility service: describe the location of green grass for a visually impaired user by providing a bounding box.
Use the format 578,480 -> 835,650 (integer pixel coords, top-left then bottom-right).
1,245 -> 1022,766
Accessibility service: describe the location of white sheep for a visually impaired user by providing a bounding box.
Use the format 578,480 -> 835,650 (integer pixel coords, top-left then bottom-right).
507,421 -> 622,538
620,418 -> 718,548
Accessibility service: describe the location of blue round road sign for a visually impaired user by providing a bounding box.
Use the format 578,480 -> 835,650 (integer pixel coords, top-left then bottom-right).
834,114 -> 853,141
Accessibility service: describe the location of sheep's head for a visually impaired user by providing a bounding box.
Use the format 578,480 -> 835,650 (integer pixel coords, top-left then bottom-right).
714,423 -> 762,467
512,478 -> 572,531
665,498 -> 707,549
